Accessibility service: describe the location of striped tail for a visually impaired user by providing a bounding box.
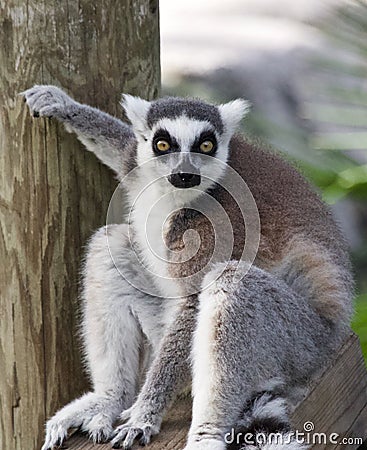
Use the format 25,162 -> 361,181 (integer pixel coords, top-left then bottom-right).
234,391 -> 309,450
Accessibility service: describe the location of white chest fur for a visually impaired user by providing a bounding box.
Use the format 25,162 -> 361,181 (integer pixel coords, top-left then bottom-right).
127,173 -> 183,299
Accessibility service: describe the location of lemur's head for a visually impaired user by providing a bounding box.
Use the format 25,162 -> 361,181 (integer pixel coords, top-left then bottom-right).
122,95 -> 249,197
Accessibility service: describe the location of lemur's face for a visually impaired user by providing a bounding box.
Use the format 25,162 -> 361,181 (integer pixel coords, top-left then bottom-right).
122,95 -> 249,199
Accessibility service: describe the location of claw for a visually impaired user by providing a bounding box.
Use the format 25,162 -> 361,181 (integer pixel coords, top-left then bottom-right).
139,426 -> 151,446
111,423 -> 153,450
111,426 -> 128,448
125,428 -> 143,448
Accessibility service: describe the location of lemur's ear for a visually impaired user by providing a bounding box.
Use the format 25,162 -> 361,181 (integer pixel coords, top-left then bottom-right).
218,99 -> 250,136
121,94 -> 151,135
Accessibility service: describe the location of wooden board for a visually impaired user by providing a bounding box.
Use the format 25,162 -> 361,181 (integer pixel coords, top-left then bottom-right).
64,334 -> 367,450
292,333 -> 367,450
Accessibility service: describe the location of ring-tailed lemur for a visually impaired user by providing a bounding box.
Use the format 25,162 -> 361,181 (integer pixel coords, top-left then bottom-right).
22,85 -> 353,450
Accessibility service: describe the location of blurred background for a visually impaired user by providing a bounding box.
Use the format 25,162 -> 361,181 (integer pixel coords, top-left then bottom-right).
160,0 -> 367,359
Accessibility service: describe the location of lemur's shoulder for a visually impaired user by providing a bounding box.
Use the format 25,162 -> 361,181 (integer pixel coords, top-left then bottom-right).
228,134 -> 319,206
227,134 -> 333,232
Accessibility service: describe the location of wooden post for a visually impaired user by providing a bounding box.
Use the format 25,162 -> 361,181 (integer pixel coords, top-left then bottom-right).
0,1 -> 160,449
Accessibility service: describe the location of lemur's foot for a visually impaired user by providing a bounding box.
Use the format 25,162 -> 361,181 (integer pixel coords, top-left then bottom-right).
110,404 -> 161,449
41,392 -> 121,450
21,85 -> 73,119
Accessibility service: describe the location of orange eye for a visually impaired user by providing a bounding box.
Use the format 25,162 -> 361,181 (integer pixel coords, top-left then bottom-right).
200,140 -> 214,153
156,140 -> 171,152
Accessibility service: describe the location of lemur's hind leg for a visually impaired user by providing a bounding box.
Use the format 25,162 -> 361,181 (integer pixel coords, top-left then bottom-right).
186,263 -> 336,450
42,225 -> 160,450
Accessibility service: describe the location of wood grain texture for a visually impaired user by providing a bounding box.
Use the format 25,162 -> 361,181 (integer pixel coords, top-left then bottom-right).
66,335 -> 367,450
0,1 -> 160,449
292,333 -> 367,450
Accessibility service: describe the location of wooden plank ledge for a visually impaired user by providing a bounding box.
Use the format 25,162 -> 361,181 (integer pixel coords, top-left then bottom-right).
65,334 -> 367,450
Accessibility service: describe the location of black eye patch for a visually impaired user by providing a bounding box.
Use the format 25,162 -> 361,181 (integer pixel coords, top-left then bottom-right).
191,131 -> 218,155
152,129 -> 179,155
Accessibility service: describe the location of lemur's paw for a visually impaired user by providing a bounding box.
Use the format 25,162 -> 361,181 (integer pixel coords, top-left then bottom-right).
21,85 -> 73,119
41,417 -> 70,450
111,405 -> 161,449
41,392 -> 120,449
42,413 -> 113,450
82,412 -> 113,444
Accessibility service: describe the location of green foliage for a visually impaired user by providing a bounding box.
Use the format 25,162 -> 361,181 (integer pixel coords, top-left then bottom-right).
323,165 -> 367,204
312,1 -> 367,362
352,294 -> 367,364
302,1 -> 367,204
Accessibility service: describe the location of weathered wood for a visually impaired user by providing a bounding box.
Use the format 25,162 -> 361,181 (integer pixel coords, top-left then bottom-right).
292,333 -> 367,450
0,2 -> 160,449
66,334 -> 367,449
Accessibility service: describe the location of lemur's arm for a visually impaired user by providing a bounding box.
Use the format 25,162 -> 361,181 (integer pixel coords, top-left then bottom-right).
111,297 -> 196,449
22,85 -> 136,176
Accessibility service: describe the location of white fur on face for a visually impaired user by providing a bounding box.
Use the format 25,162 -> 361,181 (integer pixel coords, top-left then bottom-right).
135,116 -> 227,162
134,116 -> 231,202
121,97 -> 250,204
